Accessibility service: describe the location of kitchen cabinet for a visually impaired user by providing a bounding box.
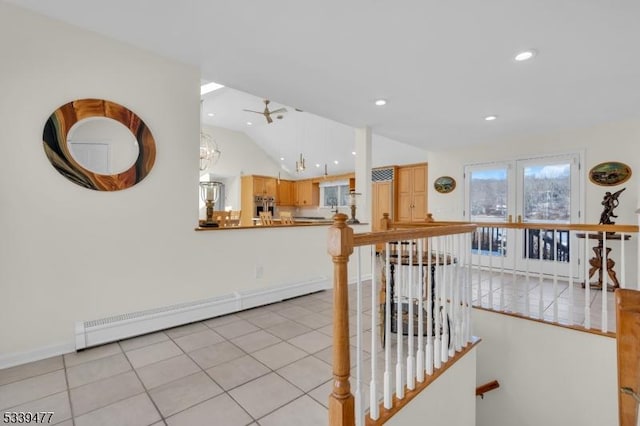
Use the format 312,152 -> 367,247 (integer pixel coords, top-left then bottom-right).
294,179 -> 319,206
277,180 -> 294,206
252,176 -> 276,196
372,180 -> 394,232
397,163 -> 427,222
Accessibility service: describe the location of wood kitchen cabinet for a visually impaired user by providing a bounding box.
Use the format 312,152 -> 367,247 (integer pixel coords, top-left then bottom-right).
397,163 -> 427,222
277,180 -> 294,206
252,176 -> 276,196
294,179 -> 319,206
372,180 -> 394,232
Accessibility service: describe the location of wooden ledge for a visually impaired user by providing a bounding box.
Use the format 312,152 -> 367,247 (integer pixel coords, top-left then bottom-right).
366,337 -> 481,425
195,222 -> 368,231
473,306 -> 616,338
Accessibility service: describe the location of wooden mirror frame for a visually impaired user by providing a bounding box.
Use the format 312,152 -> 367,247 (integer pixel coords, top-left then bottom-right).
42,98 -> 156,191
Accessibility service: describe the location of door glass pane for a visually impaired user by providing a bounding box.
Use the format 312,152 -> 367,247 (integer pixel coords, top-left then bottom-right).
469,168 -> 508,256
522,162 -> 571,262
522,163 -> 570,222
469,169 -> 508,221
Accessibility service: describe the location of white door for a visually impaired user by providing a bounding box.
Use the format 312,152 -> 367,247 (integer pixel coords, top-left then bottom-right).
465,153 -> 582,277
515,154 -> 581,276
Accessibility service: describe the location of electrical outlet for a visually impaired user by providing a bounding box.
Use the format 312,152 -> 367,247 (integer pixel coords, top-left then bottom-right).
255,265 -> 263,279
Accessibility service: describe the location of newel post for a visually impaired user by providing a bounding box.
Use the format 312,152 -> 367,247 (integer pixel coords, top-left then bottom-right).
381,212 -> 391,231
328,213 -> 355,426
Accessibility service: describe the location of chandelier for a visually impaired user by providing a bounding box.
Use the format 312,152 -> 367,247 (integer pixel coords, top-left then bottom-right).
295,153 -> 306,173
200,130 -> 221,171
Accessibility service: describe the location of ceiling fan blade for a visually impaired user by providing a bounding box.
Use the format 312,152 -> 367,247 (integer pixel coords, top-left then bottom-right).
269,108 -> 287,114
242,109 -> 263,114
266,115 -> 273,124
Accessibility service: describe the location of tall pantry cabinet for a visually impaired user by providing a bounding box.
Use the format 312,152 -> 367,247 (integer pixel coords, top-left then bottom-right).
397,163 -> 428,222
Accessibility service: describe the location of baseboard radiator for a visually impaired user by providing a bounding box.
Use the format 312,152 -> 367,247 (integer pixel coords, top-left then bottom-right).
75,277 -> 331,350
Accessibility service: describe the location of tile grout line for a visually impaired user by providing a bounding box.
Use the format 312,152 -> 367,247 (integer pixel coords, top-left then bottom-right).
118,341 -> 166,425
62,356 -> 76,426
165,322 -> 260,424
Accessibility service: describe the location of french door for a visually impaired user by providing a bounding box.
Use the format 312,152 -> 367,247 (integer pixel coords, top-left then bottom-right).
465,153 -> 582,277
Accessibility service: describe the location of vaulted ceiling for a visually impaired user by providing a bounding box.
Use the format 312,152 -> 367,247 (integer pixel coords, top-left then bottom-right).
9,1 -> 640,168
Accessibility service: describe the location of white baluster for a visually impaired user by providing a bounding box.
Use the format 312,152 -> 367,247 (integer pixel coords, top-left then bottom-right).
396,240 -> 404,399
553,229 -> 558,323
465,232 -> 472,345
500,226 -> 505,311
509,228 -> 516,314
488,228 -> 494,309
568,231 -> 574,325
416,238 -> 425,383
621,233 -> 626,289
441,236 -> 449,364
453,234 -> 462,353
433,237 -> 442,370
602,233 -> 608,333
406,240 -> 415,391
384,243 -> 392,409
426,237 -> 434,375
476,229 -> 482,308
584,234 -> 591,329
538,230 -> 544,319
369,247 -> 379,420
525,229 -> 531,317
355,248 -> 363,426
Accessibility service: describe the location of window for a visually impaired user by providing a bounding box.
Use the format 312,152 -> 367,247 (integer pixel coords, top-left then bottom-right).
320,180 -> 350,207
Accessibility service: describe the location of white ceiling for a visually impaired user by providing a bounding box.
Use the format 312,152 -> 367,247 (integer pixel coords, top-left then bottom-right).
201,87 -> 365,177
9,1 -> 640,167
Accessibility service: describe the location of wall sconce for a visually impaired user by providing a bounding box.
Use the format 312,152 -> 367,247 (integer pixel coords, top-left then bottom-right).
199,181 -> 222,227
347,190 -> 361,224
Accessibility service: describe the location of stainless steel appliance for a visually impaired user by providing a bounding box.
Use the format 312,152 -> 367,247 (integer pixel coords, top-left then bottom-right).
254,195 -> 275,217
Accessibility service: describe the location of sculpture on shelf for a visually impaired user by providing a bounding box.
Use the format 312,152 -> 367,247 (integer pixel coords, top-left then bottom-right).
599,187 -> 625,225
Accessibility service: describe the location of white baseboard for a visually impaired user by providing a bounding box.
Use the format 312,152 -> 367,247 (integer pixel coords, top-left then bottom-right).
1,274 -> 379,369
0,342 -> 76,370
74,276 -> 331,350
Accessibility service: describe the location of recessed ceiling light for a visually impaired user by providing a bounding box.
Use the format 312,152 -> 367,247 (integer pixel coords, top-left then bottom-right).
334,160 -> 339,164
315,163 -> 321,168
280,157 -> 285,161
246,121 -> 253,126
200,81 -> 224,96
374,99 -> 387,106
351,151 -> 356,155
514,50 -> 536,62
485,115 -> 498,121
207,113 -> 215,117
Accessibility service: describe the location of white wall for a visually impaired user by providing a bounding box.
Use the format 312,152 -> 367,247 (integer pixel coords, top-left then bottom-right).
473,309 -> 617,426
428,121 -> 640,223
0,3 -> 367,365
372,134 -> 430,168
386,347 -> 476,426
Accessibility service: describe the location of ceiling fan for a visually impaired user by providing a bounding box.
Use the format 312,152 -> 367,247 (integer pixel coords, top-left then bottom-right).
243,99 -> 287,124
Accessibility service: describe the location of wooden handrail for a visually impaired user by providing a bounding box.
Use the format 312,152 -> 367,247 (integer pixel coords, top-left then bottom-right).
476,380 -> 500,398
384,216 -> 638,234
355,224 -> 477,247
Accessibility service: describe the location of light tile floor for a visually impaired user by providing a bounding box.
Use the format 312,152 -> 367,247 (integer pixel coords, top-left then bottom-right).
0,276 -> 615,426
0,290 -> 349,426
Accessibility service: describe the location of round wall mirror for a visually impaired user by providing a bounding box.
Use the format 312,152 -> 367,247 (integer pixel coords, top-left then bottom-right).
42,99 -> 156,191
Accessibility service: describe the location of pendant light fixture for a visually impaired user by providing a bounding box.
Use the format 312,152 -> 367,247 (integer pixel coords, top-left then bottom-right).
296,153 -> 306,173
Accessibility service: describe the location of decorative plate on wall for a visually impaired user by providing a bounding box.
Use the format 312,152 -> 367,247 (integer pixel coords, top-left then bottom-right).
42,98 -> 156,191
434,176 -> 456,194
588,161 -> 632,186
